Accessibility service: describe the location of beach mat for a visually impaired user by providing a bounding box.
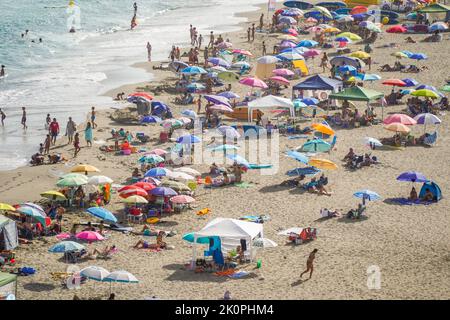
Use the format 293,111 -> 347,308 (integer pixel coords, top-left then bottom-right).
235,182 -> 254,188
390,198 -> 435,206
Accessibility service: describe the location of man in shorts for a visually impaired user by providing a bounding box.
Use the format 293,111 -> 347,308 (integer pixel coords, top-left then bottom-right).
49,118 -> 60,145
300,249 -> 318,279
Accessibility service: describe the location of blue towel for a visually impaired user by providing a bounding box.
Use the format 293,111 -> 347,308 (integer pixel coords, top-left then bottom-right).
391,198 -> 435,206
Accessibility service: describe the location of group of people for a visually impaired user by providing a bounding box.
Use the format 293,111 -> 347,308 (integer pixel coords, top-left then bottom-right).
343,148 -> 378,170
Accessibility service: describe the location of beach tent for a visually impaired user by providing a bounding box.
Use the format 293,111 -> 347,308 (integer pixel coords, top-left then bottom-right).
329,86 -> 384,102
419,182 -> 442,202
247,95 -> 295,121
255,61 -> 277,79
0,272 -> 17,299
0,215 -> 18,251
293,75 -> 343,91
190,218 -> 264,262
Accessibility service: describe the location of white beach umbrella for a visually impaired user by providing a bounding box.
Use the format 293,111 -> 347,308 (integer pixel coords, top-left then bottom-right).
167,171 -> 195,181
277,227 -> 303,236
80,266 -> 111,281
363,137 -> 383,147
173,167 -> 201,177
88,175 -> 114,185
253,238 -> 278,248
256,55 -> 280,64
104,270 -> 139,283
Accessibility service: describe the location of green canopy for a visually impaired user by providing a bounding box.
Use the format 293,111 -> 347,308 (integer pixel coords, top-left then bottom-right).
329,86 -> 384,102
0,272 -> 17,287
417,3 -> 450,13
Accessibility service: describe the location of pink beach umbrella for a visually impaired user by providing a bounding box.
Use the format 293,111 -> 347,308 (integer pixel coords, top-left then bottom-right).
76,231 -> 105,242
280,40 -> 297,48
217,41 -> 233,49
287,28 -> 298,36
170,195 -> 196,204
269,76 -> 290,85
383,114 -> 417,125
239,77 -> 268,89
303,49 -> 321,58
307,26 -> 323,33
273,68 -> 295,77
209,104 -> 234,113
232,49 -> 253,56
306,17 -> 318,24
148,148 -> 168,156
56,233 -> 72,241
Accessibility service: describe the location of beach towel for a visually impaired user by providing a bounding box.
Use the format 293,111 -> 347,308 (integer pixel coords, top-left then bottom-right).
390,198 -> 435,206
228,271 -> 250,279
235,182 -> 254,188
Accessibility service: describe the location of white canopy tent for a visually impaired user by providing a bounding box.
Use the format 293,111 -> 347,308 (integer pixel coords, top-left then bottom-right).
247,95 -> 295,122
191,218 -> 264,263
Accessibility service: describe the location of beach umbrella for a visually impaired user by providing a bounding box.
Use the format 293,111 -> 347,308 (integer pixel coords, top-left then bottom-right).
40,191 -> 67,201
277,34 -> 298,41
232,49 -> 252,56
386,25 -> 407,33
278,16 -> 297,24
169,60 -> 190,73
182,233 -> 210,244
338,65 -> 357,74
167,171 -> 195,181
144,167 -> 172,178
204,95 -> 231,107
297,40 -> 318,48
253,238 -> 278,248
150,187 -> 178,197
16,206 -> 46,225
269,76 -> 290,85
383,114 -> 416,125
397,171 -> 428,183
440,85 -> 450,92
350,5 -> 368,15
173,167 -> 201,177
127,92 -> 153,102
217,125 -> 241,138
218,71 -> 240,83
170,195 -> 195,204
209,66 -> 227,73
70,164 -> 100,175
355,73 -> 381,82
300,139 -> 331,152
49,241 -> 85,253
138,154 -> 165,164
209,144 -> 239,152
186,83 -> 206,92
286,151 -> 309,164
311,123 -> 334,135
208,57 -> 231,68
401,78 -> 418,87
231,61 -> 251,70
411,89 -> 439,99
76,231 -> 104,242
353,190 -> 381,203
119,186 -> 148,198
409,53 -> 427,61
141,115 -> 162,123
293,99 -> 307,109
305,17 -> 318,24
429,22 -> 448,32
272,69 -> 295,77
359,20 -> 374,28
86,207 -> 117,223
300,97 -> 319,105
314,5 -> 333,18
177,117 -> 192,125
303,49 -> 321,58
257,56 -> 280,64
121,195 -> 148,204
308,158 -> 338,170
132,182 -> 156,191
336,32 -> 361,41
176,134 -> 201,144
414,113 -> 441,125
276,52 -> 305,61
285,28 -> 299,36
80,266 -> 110,282
161,181 -> 191,192
181,66 -> 207,75
286,167 -> 321,177
216,41 -> 233,49
226,154 -> 250,167
181,109 -> 197,119
20,203 -> 45,214
401,50 -> 414,58
349,51 -> 370,59
337,15 -> 354,22
87,175 -> 113,185
0,203 -> 15,211
334,36 -> 351,43
307,26 -> 324,33
218,91 -> 240,99
415,85 -> 444,97
104,271 -> 139,283
280,40 -> 297,48
384,123 -> 411,133
363,137 -> 383,147
209,104 -> 234,113
239,77 -> 268,89
323,27 -> 341,33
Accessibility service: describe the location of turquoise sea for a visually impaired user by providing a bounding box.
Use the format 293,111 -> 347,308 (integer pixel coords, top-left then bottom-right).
0,0 -> 263,170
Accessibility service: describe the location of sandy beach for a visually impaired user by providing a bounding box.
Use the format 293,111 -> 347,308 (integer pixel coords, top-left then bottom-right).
1,1 -> 450,300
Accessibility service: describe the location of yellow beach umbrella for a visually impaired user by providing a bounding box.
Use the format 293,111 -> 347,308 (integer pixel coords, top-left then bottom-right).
391,52 -> 408,59
121,195 -> 148,204
277,34 -> 298,41
324,27 -> 341,33
311,123 -> 335,136
349,51 -> 370,59
308,158 -> 338,170
0,203 -> 16,211
411,89 -> 439,99
41,191 -> 67,201
337,32 -> 362,41
71,164 -> 101,175
384,123 -> 411,133
314,6 -> 333,19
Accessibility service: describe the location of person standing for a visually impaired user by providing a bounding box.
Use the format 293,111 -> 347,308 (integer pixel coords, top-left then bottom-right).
320,52 -> 329,73
45,113 -> 51,131
21,107 -> 27,130
189,25 -> 194,44
251,23 -> 255,41
0,108 -> 5,126
146,42 -> 152,62
44,134 -> 51,154
73,132 -> 81,157
198,34 -> 203,49
262,41 -> 266,56
247,27 -> 251,42
197,95 -> 202,114
85,122 -> 93,147
300,249 -> 318,279
203,46 -> 209,66
0,65 -> 5,77
90,107 -> 97,129
66,117 -> 77,144
259,13 -> 264,30
192,27 -> 198,46
169,46 -> 175,62
133,2 -> 138,14
208,31 -> 214,48
49,118 -> 60,145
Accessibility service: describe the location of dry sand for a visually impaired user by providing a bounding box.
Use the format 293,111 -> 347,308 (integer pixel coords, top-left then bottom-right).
1,1 -> 450,300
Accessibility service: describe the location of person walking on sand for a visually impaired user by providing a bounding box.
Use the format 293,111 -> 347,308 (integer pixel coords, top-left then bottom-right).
49,118 -> 60,145
73,132 -> 81,157
66,117 -> 77,144
0,108 -> 6,126
90,107 -> 97,129
208,31 -> 214,48
85,122 -> 93,147
300,249 -> 318,279
146,42 -> 152,62
259,13 -> 264,30
45,113 -> 51,131
44,134 -> 51,154
251,23 -> 255,41
21,107 -> 27,130
203,46 -> 209,66
198,34 -> 203,49
320,52 -> 329,73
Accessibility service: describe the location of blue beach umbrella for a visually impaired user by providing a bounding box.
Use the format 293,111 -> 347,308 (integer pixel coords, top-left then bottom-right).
218,91 -> 240,99
402,78 -> 418,87
209,144 -> 239,152
409,53 -> 427,61
150,187 -> 178,197
176,134 -> 201,144
301,97 -> 319,105
226,154 -> 250,167
396,171 -> 428,183
86,207 -> 118,223
141,115 -> 161,123
49,241 -> 85,253
293,99 -> 307,109
401,50 -> 414,58
353,190 -> 381,201
297,40 -> 318,48
182,233 -> 211,244
181,66 -> 207,75
355,73 -> 381,82
300,139 -> 331,152
144,167 -> 170,178
181,109 -> 198,119
338,65 -> 357,74
186,83 -> 206,93
286,151 -> 309,164
138,154 -> 165,165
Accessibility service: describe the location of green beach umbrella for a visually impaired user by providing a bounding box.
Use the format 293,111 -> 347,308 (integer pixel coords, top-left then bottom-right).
218,71 -> 240,83
57,176 -> 88,187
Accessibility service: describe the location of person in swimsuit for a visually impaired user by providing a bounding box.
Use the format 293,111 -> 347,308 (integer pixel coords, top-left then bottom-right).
133,239 -> 150,249
131,14 -> 137,30
21,107 -> 27,130
0,108 -> 5,126
0,65 -> 5,77
90,107 -> 97,128
74,132 -> 81,157
300,249 -> 318,279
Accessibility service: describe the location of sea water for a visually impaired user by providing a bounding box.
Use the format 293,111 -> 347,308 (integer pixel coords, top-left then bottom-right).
0,0 -> 264,170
